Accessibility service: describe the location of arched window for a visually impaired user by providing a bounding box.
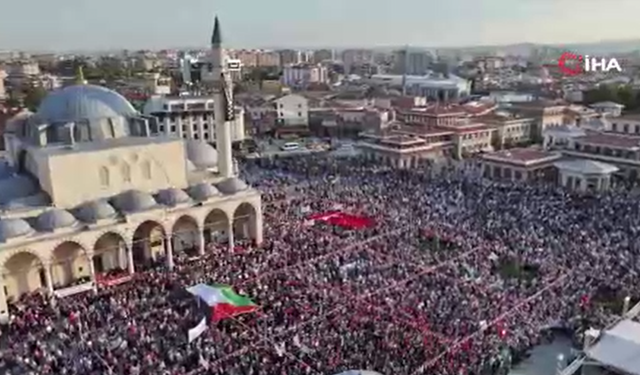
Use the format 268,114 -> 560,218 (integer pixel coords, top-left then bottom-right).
142,160 -> 152,179
99,166 -> 110,186
121,162 -> 131,183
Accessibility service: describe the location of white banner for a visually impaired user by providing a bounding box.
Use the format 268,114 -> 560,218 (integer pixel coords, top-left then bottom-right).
54,282 -> 94,298
188,317 -> 207,343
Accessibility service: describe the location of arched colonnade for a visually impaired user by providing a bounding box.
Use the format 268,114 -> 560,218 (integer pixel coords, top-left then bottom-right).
0,200 -> 261,305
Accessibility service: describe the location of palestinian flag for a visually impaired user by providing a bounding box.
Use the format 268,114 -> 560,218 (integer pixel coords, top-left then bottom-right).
211,285 -> 257,321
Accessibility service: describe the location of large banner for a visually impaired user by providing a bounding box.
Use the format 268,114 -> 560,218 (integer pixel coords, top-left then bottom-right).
188,317 -> 207,343
53,282 -> 94,298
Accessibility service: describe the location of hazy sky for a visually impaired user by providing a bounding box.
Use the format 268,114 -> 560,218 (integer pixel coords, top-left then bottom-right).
2,0 -> 640,51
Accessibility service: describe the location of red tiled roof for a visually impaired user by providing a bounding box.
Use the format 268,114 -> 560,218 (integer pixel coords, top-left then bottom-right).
453,125 -> 494,134
482,148 -> 561,164
395,125 -> 454,137
462,102 -> 497,115
575,133 -> 640,149
397,104 -> 467,116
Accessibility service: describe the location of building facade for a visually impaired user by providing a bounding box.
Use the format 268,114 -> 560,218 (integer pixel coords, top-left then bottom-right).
281,64 -> 329,89
143,96 -> 246,143
0,16 -> 262,323
274,94 -> 309,127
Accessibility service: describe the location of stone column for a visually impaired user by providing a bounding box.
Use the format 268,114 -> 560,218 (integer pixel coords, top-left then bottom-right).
227,221 -> 235,251
198,231 -> 205,256
87,253 -> 97,292
87,254 -> 96,281
118,243 -> 127,270
165,236 -> 174,270
44,264 -> 54,294
127,248 -> 135,274
254,206 -> 264,246
0,283 -> 8,324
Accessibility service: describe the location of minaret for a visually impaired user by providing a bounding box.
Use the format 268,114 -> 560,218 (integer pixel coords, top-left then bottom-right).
210,16 -> 234,179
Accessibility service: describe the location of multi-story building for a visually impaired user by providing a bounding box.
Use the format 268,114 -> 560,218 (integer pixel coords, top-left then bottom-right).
510,100 -> 570,134
273,94 -> 309,127
313,49 -> 333,63
143,96 -> 246,144
590,101 -> 625,117
4,61 -> 41,87
369,73 -> 471,100
229,50 -> 280,68
609,114 -> 640,135
341,49 -> 374,72
480,111 -> 537,149
392,49 -> 433,75
0,67 -> 6,100
257,51 -> 280,68
179,57 -> 242,84
278,49 -> 299,66
281,64 -> 329,89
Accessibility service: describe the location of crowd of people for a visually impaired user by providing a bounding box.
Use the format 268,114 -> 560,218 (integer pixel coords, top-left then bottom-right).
1,153 -> 640,375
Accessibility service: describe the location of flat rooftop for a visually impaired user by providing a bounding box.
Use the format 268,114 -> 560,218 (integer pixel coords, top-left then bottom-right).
481,148 -> 562,166
574,133 -> 640,149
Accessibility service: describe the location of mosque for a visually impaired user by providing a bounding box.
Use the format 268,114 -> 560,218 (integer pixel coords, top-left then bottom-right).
0,17 -> 262,322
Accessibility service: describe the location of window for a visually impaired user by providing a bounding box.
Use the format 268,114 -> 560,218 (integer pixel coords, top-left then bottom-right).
99,166 -> 110,186
204,132 -> 209,139
121,162 -> 131,183
298,112 -> 302,117
159,126 -> 165,132
142,160 -> 152,179
170,126 -> 176,132
194,134 -> 199,139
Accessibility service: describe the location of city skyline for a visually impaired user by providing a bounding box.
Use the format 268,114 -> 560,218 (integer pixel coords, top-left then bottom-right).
2,0 -> 640,51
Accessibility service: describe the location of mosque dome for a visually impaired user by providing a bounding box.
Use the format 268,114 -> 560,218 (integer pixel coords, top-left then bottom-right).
187,183 -> 222,201
111,190 -> 158,213
185,140 -> 218,169
215,177 -> 248,194
156,188 -> 193,207
74,200 -> 118,223
36,84 -> 137,124
0,218 -> 35,242
35,209 -> 78,231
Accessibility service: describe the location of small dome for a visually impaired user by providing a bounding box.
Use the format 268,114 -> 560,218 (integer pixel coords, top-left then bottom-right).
0,175 -> 39,205
187,183 -> 222,201
111,190 -> 158,213
156,188 -> 192,207
215,177 -> 249,194
185,140 -> 218,169
74,200 -> 118,223
35,209 -> 78,231
0,218 -> 34,242
186,159 -> 197,172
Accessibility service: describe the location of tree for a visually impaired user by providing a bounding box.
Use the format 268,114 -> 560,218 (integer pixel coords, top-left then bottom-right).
23,86 -> 48,111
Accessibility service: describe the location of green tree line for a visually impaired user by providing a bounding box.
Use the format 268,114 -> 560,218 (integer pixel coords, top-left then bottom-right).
583,85 -> 640,111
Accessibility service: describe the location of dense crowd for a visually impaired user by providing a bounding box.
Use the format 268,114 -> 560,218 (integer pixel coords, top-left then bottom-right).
2,154 -> 640,375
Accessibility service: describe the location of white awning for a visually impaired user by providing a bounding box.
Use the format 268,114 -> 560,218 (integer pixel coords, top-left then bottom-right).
586,319 -> 640,375
554,159 -> 619,175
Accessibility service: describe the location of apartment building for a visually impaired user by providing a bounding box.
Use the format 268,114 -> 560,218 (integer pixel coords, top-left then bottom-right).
273,94 -> 309,127
143,96 -> 246,143
281,64 -> 329,88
